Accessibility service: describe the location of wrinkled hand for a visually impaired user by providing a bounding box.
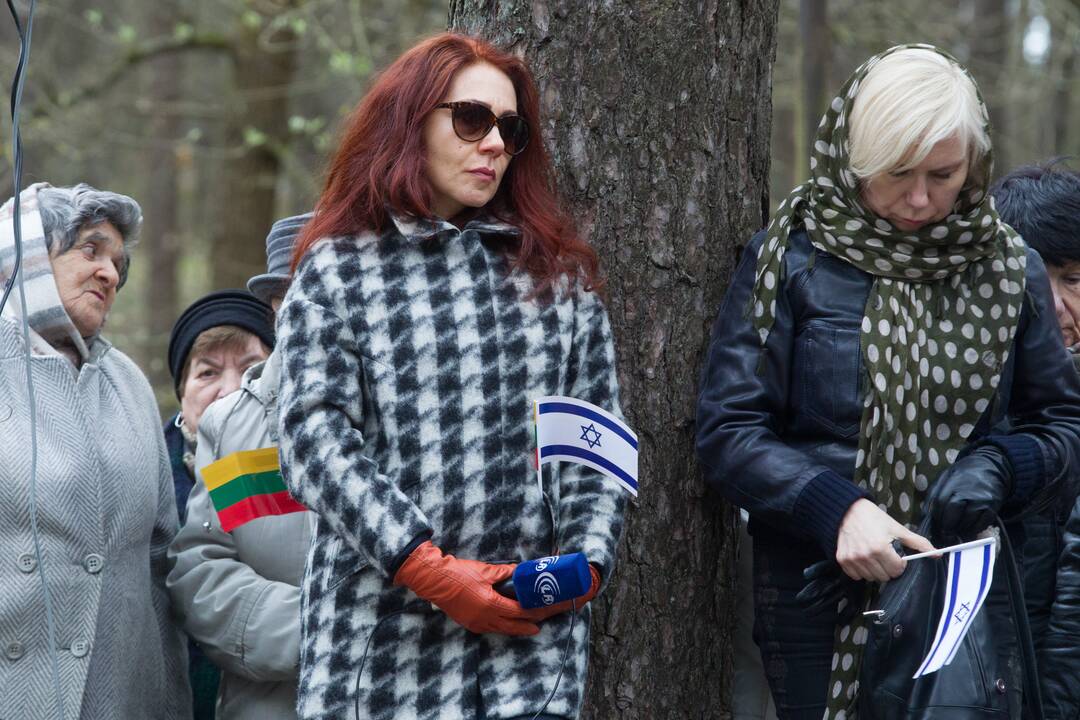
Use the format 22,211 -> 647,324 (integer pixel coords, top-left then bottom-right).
522,564 -> 602,622
930,446 -> 1012,540
393,541 -> 540,636
797,560 -> 865,624
836,499 -> 935,582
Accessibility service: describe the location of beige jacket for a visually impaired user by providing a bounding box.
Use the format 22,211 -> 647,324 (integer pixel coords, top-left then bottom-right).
167,351 -> 313,719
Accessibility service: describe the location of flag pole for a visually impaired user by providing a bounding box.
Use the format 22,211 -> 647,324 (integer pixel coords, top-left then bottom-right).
903,536 -> 995,562
534,399 -> 543,498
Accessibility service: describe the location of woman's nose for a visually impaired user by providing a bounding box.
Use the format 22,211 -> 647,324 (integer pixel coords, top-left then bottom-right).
217,369 -> 244,399
96,259 -> 120,288
906,176 -> 930,208
477,125 -> 506,156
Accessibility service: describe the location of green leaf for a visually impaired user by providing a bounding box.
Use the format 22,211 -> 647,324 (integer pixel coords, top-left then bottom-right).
241,10 -> 262,29
288,115 -> 307,133
243,127 -> 267,147
117,24 -> 137,43
173,23 -> 194,41
329,51 -> 353,75
84,9 -> 103,26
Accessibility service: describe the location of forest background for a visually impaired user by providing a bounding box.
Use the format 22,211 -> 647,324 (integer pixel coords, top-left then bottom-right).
1,0 -> 1075,406
0,0 -> 1077,716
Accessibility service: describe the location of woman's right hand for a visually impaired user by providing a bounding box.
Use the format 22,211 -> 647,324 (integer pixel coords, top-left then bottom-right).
393,541 -> 540,636
835,499 -> 935,582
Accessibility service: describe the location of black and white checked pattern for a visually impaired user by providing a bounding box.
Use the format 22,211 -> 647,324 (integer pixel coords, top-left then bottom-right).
277,214 -> 627,720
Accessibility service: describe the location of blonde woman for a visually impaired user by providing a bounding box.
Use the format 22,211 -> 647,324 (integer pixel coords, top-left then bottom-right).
697,46 -> 1080,719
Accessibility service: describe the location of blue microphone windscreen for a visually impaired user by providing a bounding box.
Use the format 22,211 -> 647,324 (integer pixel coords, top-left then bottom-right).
512,553 -> 591,609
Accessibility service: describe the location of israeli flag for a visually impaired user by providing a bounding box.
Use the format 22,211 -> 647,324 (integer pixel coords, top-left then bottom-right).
534,395 -> 639,496
912,536 -> 997,678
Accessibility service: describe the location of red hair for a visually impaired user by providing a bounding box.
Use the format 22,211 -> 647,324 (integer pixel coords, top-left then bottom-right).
291,32 -> 600,292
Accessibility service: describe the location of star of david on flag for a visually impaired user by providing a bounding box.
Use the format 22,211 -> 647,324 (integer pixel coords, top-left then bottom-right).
912,536 -> 997,678
534,395 -> 638,496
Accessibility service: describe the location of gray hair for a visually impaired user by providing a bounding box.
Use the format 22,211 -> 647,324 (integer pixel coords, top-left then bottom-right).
36,183 -> 142,287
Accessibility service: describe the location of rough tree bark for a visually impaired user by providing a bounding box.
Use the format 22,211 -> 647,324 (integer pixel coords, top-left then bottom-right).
449,2 -> 778,716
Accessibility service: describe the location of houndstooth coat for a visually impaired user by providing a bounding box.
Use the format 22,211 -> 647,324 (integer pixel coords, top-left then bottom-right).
276,213 -> 627,720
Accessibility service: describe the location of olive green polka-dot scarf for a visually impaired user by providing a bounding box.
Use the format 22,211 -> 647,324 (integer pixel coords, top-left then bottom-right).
748,45 -> 1027,720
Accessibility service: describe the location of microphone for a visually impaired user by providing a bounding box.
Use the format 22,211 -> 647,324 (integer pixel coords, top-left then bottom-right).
497,553 -> 592,609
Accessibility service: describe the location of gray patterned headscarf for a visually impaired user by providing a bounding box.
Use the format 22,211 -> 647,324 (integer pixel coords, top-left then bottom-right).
748,45 -> 1027,719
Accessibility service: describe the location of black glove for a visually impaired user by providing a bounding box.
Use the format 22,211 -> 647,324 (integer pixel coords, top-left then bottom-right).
797,559 -> 866,625
930,446 -> 1013,540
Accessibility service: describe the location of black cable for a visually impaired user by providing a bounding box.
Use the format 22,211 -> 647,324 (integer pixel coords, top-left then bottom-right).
354,601 -> 427,720
0,0 -> 28,316
530,602 -> 578,720
5,3 -> 64,719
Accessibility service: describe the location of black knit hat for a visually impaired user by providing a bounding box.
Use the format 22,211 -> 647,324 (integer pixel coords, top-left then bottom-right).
167,289 -> 275,397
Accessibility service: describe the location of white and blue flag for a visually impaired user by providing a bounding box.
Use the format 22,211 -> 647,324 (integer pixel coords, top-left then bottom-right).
912,536 -> 997,678
534,395 -> 639,497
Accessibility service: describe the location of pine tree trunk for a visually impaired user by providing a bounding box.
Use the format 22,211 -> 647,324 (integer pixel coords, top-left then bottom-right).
449,2 -> 779,716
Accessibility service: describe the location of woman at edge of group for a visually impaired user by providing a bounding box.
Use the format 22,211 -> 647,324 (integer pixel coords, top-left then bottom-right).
696,45 -> 1080,719
0,183 -> 190,717
276,33 -> 627,720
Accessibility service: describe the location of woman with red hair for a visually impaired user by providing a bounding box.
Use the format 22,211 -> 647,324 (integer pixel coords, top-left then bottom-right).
276,33 -> 627,720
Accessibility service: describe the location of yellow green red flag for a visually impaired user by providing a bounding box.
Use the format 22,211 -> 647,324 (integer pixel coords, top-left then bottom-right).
201,447 -> 306,532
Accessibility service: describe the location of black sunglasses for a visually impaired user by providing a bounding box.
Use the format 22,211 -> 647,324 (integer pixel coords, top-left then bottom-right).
434,101 -> 530,156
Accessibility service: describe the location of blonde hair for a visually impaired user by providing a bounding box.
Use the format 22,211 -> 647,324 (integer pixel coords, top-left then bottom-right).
848,48 -> 990,181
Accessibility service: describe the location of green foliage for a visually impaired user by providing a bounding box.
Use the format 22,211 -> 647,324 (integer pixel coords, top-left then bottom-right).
242,126 -> 268,147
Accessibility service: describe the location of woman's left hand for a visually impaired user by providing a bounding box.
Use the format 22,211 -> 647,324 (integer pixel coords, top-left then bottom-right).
836,499 -> 935,582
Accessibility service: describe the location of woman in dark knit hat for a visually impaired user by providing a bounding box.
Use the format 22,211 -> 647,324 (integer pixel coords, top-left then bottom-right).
164,288 -> 275,720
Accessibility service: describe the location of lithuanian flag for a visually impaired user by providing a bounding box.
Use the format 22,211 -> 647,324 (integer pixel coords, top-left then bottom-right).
202,447 -> 306,532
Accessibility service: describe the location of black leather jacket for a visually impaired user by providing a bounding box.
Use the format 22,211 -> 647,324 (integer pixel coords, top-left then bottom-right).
1041,492 -> 1080,719
697,228 -> 1080,558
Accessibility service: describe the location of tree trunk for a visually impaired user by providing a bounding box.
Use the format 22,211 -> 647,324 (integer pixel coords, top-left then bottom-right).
1050,16 -> 1076,154
970,0 -> 1010,176
138,3 -> 185,396
210,2 -> 299,290
799,0 -> 828,180
449,2 -> 779,716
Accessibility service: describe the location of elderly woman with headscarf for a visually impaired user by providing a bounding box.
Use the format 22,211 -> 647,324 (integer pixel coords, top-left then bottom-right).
697,46 -> 1080,719
0,183 -> 190,718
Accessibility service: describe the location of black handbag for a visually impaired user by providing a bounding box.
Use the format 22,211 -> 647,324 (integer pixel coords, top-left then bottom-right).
857,514 -> 1043,720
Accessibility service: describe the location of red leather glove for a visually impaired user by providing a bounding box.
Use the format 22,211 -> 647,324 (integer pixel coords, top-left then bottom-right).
393,541 -> 540,636
523,563 -> 602,622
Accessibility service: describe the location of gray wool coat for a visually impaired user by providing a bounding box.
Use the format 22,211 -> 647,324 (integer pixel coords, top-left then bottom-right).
168,350 -> 313,719
0,319 -> 190,719
276,214 -> 628,720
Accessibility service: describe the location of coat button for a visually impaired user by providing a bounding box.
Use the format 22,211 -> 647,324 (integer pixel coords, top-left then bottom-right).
83,554 -> 104,574
70,640 -> 89,658
995,678 -> 1007,694
5,641 -> 24,660
16,553 -> 36,573
892,624 -> 903,638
